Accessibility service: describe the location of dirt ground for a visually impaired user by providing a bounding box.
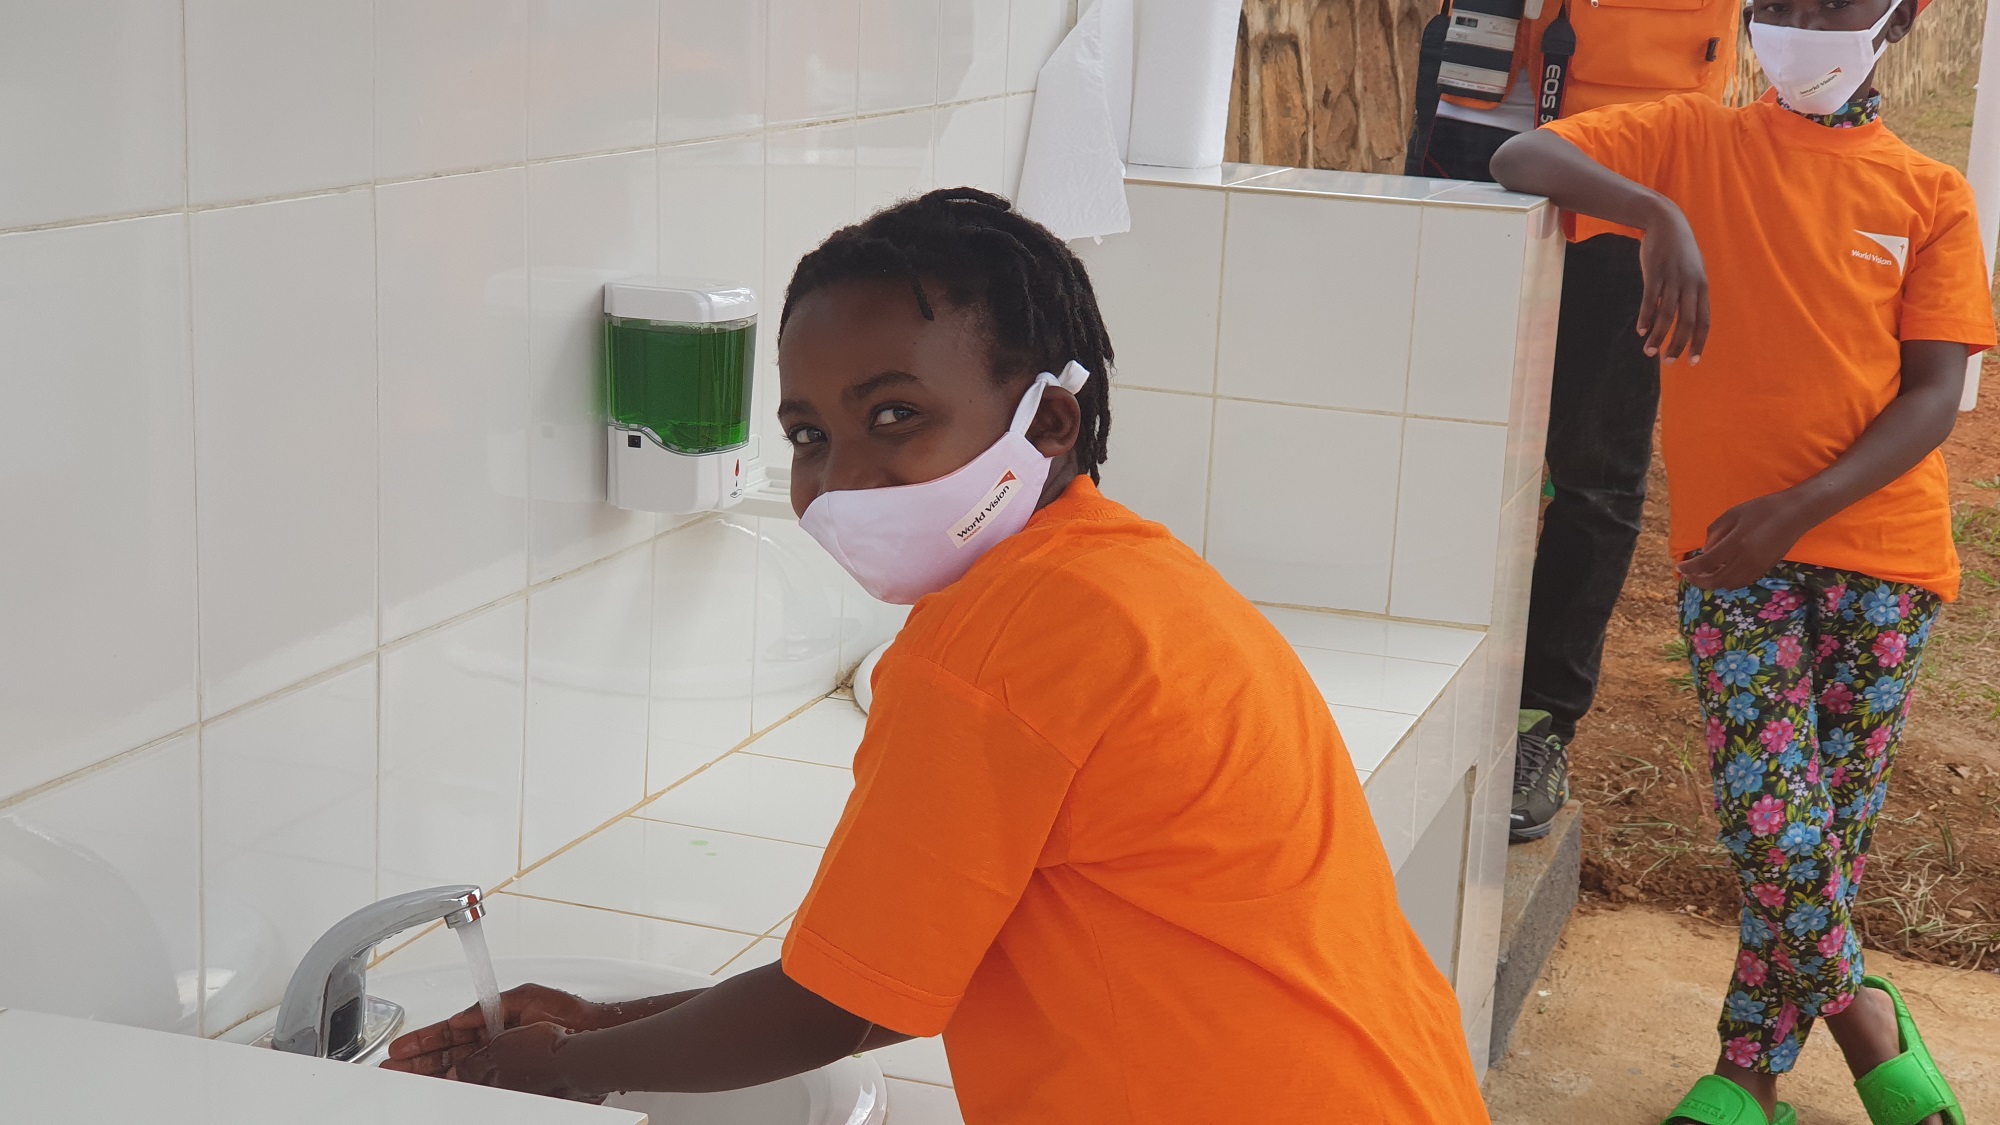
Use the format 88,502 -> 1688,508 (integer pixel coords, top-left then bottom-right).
1566,64 -> 2000,973
1485,908 -> 2000,1123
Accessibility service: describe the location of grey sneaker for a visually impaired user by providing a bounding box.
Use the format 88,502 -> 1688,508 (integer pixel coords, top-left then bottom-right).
1509,710 -> 1569,843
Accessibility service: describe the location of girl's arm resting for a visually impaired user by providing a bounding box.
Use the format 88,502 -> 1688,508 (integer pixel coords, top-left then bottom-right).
462,961 -> 911,1098
1489,129 -> 1710,362
1677,341 -> 1968,590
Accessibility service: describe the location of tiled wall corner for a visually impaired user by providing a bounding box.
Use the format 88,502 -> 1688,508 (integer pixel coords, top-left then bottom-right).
1,0 -> 1066,1045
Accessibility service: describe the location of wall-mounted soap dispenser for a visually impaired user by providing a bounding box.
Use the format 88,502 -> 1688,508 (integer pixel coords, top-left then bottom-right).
603,278 -> 757,514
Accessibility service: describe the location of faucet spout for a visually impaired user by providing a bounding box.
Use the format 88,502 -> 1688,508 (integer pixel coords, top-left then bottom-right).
271,884 -> 485,1059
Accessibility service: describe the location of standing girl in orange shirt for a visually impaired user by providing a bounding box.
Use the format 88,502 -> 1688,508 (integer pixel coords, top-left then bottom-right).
1493,1 -> 1992,1124
384,188 -> 1490,1124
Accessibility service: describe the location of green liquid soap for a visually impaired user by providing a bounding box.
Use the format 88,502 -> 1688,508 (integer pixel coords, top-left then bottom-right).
605,316 -> 756,455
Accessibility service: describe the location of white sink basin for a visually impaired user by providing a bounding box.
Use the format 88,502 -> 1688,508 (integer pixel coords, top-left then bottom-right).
364,956 -> 888,1125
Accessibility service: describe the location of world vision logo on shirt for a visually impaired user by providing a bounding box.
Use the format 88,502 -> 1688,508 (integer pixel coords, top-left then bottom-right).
1853,230 -> 1910,273
949,470 -> 1020,548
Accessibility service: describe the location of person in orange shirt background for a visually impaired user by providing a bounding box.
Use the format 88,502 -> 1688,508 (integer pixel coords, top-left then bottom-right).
382,187 -> 1491,1124
1492,1 -> 1992,1123
1409,0 -> 1744,845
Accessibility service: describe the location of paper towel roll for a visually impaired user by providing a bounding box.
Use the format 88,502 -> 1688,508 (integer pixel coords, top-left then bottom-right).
1015,0 -> 1134,241
1127,0 -> 1242,169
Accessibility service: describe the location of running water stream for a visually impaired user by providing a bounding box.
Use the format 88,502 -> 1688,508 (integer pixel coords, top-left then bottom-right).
455,917 -> 506,1042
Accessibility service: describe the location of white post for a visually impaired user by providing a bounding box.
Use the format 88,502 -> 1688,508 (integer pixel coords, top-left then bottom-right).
1961,0 -> 2000,410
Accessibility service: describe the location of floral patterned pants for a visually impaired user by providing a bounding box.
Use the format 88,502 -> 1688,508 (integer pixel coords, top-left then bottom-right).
1679,562 -> 1941,1075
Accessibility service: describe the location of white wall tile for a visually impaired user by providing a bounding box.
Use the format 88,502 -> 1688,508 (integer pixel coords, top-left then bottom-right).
0,1 -> 185,229
1098,387 -> 1212,549
1364,743 -> 1418,872
1006,0 -> 1068,93
1407,205 -> 1525,424
378,169 -> 531,641
887,1080 -> 969,1125
876,1035 -> 955,1086
0,736 -> 200,1034
375,0 -> 529,180
0,217 -> 196,798
860,0 -> 942,113
1294,650 -> 1454,716
1462,984 -> 1496,1080
202,663 -> 376,1034
839,579 -> 910,676
1217,193 -> 1420,413
1449,638 -> 1494,781
1504,226 -> 1562,496
1413,681 -> 1462,835
857,110 -> 938,216
932,99 -> 1007,196
660,0 -> 766,143
1205,400 -> 1400,613
523,548 -> 654,863
1074,184 -> 1224,395
1001,92 -> 1034,199
939,0 -> 1012,101
510,817 -> 820,934
1331,704 -> 1416,777
376,892 -> 758,979
185,0 -> 372,204
752,518 -> 844,730
527,0 -> 658,160
652,518 -> 759,791
526,151 -> 659,582
1390,418 -> 1506,626
760,124 -> 856,456
768,0 -> 861,125
661,138 -> 767,286
1456,763 -> 1510,1016
637,752 -> 852,847
192,191 -> 376,715
744,696 -> 867,767
380,601 -> 527,897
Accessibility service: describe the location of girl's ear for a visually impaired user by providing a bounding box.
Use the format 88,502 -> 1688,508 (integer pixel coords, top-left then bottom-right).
1025,387 -> 1082,460
1884,0 -> 1917,43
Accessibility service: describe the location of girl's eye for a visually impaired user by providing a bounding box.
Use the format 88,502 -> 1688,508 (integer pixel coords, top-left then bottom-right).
787,425 -> 826,447
871,405 -> 917,427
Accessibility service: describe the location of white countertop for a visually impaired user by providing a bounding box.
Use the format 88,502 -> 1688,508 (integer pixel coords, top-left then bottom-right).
0,1008 -> 646,1125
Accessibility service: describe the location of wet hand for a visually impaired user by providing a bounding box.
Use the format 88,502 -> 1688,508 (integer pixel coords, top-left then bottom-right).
381,983 -> 605,1078
1676,494 -> 1811,591
1637,200 -> 1709,365
453,1021 -> 603,1101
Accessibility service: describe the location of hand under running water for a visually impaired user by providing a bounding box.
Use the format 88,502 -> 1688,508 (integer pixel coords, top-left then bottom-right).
380,982 -> 608,1078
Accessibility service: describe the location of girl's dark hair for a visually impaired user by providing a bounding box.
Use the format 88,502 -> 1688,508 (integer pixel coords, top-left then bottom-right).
779,186 -> 1114,480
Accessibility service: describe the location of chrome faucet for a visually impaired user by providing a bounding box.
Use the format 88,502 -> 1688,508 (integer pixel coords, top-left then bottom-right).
271,884 -> 486,1060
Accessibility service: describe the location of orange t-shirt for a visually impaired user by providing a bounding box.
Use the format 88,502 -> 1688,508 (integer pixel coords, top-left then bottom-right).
1546,95 -> 1998,599
781,479 -> 1486,1125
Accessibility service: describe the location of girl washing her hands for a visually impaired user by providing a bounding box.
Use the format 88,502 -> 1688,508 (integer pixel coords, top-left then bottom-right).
1491,1 -> 1992,1123
382,188 -> 1490,1124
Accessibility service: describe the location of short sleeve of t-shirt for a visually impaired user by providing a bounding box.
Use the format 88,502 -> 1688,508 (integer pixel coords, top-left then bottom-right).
781,652 -> 1078,1037
1542,94 -> 1705,196
1901,174 -> 1998,351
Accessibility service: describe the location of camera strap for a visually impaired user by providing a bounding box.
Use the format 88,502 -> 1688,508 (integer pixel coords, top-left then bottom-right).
1535,4 -> 1576,127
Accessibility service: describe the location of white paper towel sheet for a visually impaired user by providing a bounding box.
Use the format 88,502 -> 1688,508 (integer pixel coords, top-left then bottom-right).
1127,0 -> 1243,169
1015,0 -> 1134,241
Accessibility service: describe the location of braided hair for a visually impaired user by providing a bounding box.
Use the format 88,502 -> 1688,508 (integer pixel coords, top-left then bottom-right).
779,187 -> 1114,481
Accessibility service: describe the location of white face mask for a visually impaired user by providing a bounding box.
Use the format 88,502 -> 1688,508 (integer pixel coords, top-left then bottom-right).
1749,5 -> 1896,117
799,361 -> 1092,605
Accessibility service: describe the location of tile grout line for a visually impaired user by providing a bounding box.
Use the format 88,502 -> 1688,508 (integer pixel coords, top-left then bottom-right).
368,0 -> 384,905
178,0 -> 208,1039
1198,188 -> 1232,556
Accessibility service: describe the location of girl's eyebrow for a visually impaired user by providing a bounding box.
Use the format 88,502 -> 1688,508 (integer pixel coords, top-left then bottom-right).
844,370 -> 921,401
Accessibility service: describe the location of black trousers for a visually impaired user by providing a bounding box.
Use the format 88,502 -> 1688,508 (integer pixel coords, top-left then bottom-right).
1426,117 -> 1660,742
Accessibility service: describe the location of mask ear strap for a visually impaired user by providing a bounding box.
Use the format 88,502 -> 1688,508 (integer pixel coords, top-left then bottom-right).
1008,362 -> 1094,434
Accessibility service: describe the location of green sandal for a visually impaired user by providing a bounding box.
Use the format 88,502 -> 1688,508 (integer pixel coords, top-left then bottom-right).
1663,1075 -> 1797,1125
1854,975 -> 1965,1125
